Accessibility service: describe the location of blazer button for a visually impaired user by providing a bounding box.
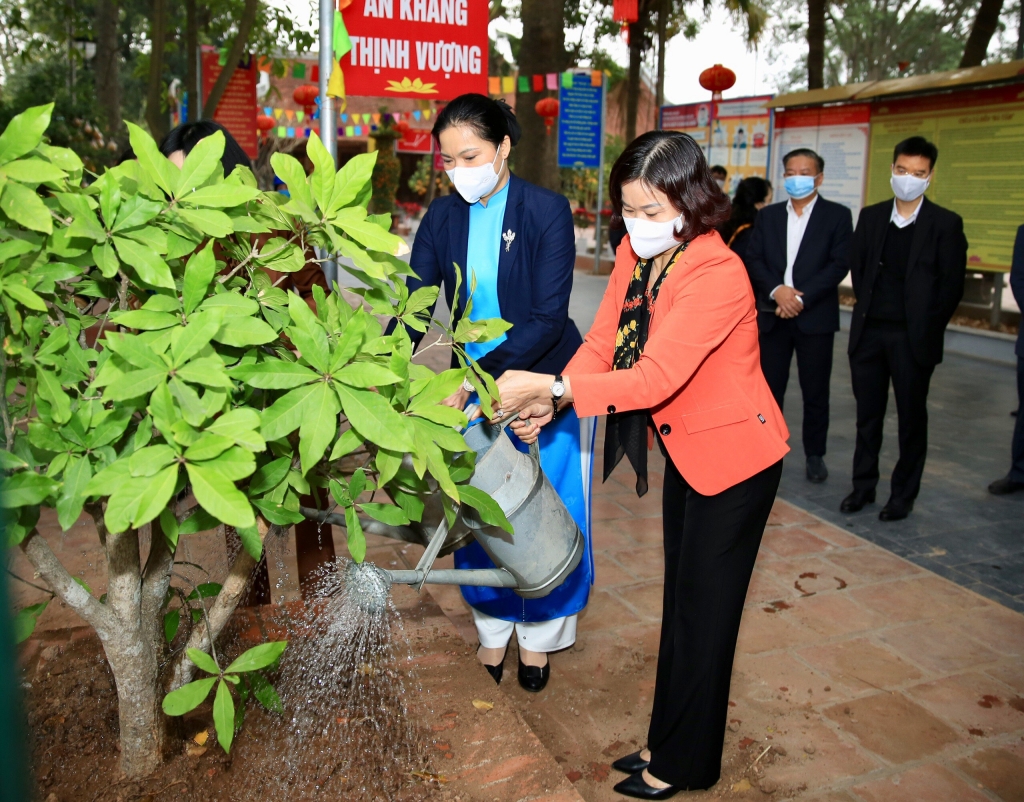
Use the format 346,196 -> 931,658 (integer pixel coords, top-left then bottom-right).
659,423 -> 671,436
607,405 -> 616,414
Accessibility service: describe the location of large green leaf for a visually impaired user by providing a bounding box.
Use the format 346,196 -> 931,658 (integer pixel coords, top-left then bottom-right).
260,383 -> 318,442
249,672 -> 283,713
230,360 -> 319,389
270,153 -> 314,213
187,647 -> 221,675
235,522 -> 263,560
132,465 -> 180,527
176,130 -> 224,195
170,311 -> 223,367
162,676 -> 217,716
224,641 -> 288,674
213,678 -> 235,753
126,121 -> 179,196
183,184 -> 260,208
104,332 -> 166,369
458,485 -> 513,534
1,181 -> 53,234
359,502 -> 411,526
35,367 -> 72,424
345,505 -> 366,563
56,456 -> 93,531
328,428 -> 364,461
184,433 -> 234,462
248,456 -> 291,495
0,103 -> 53,165
3,158 -> 66,185
327,151 -> 376,214
13,601 -> 49,644
206,408 -> 263,451
110,310 -> 179,331
411,416 -> 467,453
213,316 -> 278,348
287,327 -> 330,374
176,208 -> 234,238
182,240 -> 216,316
409,369 -> 466,410
85,458 -> 131,496
103,477 -> 151,533
111,194 -> 163,233
0,471 -> 59,507
3,280 -> 48,311
130,444 -> 177,477
306,131 -> 335,213
337,215 -> 406,256
186,461 -> 255,528
298,382 -> 341,474
102,366 -> 168,401
177,506 -> 220,534
334,383 -> 414,453
335,363 -> 402,388
113,236 -> 174,289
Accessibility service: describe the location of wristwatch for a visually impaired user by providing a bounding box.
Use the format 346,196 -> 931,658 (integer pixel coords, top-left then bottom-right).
550,375 -> 565,420
461,377 -> 475,394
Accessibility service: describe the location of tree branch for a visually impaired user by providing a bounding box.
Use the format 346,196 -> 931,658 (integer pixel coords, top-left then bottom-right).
20,530 -> 115,637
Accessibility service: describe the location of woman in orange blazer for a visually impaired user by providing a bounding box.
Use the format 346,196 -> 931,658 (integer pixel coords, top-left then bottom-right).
495,131 -> 789,798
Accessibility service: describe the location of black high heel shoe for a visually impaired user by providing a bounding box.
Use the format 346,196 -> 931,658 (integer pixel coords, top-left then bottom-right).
478,645 -> 507,685
613,771 -> 680,799
517,652 -> 550,692
612,750 -> 650,774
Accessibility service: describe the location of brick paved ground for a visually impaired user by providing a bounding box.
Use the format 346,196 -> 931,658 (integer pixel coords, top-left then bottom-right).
426,423 -> 1024,801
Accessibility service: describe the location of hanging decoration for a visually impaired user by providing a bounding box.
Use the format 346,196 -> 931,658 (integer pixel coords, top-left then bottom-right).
293,84 -> 320,115
698,64 -> 736,101
612,0 -> 639,23
256,114 -> 275,141
534,97 -> 560,135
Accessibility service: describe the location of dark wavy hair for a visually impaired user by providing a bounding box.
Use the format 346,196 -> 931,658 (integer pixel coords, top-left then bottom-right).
158,120 -> 252,176
432,93 -> 522,148
609,131 -> 730,243
720,176 -> 772,242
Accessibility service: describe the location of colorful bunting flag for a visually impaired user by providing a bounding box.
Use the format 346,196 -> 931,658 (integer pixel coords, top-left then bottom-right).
502,76 -> 515,94
346,125 -> 355,136
413,110 -> 421,121
371,113 -> 381,124
518,75 -> 529,93
591,70 -> 603,87
423,109 -> 432,119
362,113 -> 371,124
561,71 -> 574,89
286,127 -> 295,137
285,109 -> 295,122
277,126 -> 286,137
296,111 -> 305,123
546,73 -> 558,90
341,113 -> 348,122
488,76 -> 501,95
334,9 -> 352,60
338,127 -> 344,136
273,108 -> 283,120
532,74 -> 544,92
263,106 -> 273,117
311,65 -> 319,82
355,125 -> 363,136
292,62 -> 306,79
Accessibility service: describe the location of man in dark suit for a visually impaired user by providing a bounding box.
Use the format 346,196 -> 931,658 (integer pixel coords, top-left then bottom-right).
746,148 -> 853,484
988,223 -> 1024,495
842,136 -> 967,520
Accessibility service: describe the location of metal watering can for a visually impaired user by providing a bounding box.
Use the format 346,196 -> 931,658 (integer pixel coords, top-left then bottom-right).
376,415 -> 584,598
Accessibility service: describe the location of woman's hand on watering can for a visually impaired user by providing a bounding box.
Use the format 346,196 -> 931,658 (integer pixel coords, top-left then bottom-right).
508,403 -> 554,444
495,371 -> 572,416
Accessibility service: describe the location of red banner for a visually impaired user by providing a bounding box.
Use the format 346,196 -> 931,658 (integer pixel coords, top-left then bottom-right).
202,51 -> 259,159
396,129 -> 433,153
773,103 -> 871,130
342,0 -> 488,100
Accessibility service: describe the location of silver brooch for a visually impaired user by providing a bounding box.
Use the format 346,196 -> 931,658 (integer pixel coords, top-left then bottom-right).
502,229 -> 516,252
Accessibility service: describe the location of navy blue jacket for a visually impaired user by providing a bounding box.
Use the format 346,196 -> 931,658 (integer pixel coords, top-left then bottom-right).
402,173 -> 583,377
1012,224 -> 1024,358
848,197 -> 967,366
745,195 -> 853,336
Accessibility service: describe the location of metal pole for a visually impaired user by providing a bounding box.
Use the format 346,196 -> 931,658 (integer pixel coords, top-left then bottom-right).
593,76 -> 606,275
319,0 -> 338,290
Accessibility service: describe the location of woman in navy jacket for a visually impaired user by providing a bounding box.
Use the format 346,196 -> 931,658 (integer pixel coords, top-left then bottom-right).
403,94 -> 594,693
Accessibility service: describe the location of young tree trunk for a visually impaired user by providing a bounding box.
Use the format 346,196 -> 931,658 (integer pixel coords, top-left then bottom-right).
655,0 -> 668,129
185,0 -> 199,122
625,15 -> 648,144
94,0 -> 121,138
203,0 -> 259,119
514,0 -> 565,192
959,0 -> 1005,67
807,0 -> 826,89
145,0 -> 168,140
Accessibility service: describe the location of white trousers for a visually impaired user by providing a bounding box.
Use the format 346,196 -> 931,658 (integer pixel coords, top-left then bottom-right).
472,608 -> 577,652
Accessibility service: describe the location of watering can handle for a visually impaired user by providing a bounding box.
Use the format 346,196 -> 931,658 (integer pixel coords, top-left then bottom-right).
497,412 -> 542,464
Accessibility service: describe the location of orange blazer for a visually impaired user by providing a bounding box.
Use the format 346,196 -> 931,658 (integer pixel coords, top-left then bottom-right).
566,231 -> 790,496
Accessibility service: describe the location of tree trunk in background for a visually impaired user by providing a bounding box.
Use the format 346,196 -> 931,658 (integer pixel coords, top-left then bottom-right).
807,0 -> 825,89
95,0 -> 121,139
1016,0 -> 1023,60
514,0 -> 565,191
959,0 -> 1005,67
655,0 -> 667,129
203,0 -> 259,119
145,0 -> 168,140
185,0 -> 198,121
625,17 -> 647,143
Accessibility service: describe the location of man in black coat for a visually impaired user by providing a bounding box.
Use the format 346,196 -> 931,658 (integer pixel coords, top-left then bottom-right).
746,148 -> 853,484
988,223 -> 1024,495
842,136 -> 967,520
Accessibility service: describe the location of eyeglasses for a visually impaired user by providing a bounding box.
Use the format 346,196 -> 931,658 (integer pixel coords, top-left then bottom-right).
892,166 -> 930,179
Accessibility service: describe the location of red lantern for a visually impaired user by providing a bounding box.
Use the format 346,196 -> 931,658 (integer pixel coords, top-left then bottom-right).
393,120 -> 411,135
293,84 -> 319,115
534,97 -> 560,136
699,64 -> 736,101
612,0 -> 638,23
256,114 -> 275,141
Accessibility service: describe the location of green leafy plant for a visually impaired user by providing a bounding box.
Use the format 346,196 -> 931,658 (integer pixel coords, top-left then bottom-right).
162,643 -> 287,753
0,103 -> 511,778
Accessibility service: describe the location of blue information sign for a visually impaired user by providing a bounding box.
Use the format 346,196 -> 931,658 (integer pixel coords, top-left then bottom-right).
557,72 -> 603,169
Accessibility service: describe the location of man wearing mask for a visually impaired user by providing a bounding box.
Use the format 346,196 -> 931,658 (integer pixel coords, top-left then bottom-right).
842,136 -> 967,520
746,148 -> 853,484
711,164 -> 728,192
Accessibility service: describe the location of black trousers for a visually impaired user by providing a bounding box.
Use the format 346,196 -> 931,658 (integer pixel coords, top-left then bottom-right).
647,458 -> 783,789
849,321 -> 935,502
759,319 -> 834,458
1011,357 -> 1024,483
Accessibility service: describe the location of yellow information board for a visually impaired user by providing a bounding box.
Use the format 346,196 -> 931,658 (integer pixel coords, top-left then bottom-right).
866,84 -> 1024,272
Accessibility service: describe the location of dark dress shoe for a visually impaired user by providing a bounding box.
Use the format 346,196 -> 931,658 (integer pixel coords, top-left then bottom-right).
840,488 -> 875,513
613,771 -> 680,799
879,498 -> 913,521
478,645 -> 506,685
806,455 -> 828,483
517,653 -> 550,692
612,750 -> 650,774
989,476 -> 1024,495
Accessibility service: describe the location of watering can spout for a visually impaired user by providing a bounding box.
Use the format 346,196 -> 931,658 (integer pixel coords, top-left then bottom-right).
375,566 -> 520,589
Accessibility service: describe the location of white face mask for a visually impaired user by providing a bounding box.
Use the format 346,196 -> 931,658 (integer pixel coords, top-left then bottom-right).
446,148 -> 503,204
890,172 -> 930,202
624,214 -> 683,259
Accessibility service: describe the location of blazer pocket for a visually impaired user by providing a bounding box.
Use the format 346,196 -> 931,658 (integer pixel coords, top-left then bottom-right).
680,403 -> 750,434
